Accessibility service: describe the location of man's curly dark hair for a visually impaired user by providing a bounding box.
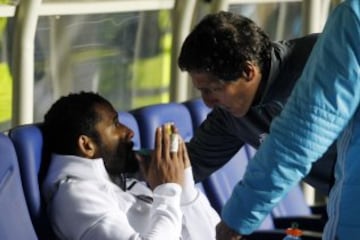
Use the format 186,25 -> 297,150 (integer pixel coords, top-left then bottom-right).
42,92 -> 112,155
178,11 -> 271,81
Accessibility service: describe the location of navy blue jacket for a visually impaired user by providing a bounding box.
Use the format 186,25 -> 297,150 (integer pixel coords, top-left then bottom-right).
188,33 -> 336,195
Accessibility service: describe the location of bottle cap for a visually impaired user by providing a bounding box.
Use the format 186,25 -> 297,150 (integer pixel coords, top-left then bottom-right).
164,122 -> 173,135
285,223 -> 303,237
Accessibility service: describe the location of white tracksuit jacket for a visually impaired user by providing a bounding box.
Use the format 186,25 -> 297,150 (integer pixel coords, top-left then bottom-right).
43,154 -> 219,240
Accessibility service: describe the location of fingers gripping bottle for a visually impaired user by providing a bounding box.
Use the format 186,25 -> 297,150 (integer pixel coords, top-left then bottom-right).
283,222 -> 303,240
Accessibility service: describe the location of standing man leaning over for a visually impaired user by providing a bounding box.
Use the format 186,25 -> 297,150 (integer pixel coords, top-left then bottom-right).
41,92 -> 219,240
215,0 -> 360,239
178,11 -> 336,196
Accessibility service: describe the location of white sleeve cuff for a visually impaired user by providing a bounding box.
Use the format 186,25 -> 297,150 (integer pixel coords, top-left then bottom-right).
153,183 -> 182,204
181,167 -> 198,204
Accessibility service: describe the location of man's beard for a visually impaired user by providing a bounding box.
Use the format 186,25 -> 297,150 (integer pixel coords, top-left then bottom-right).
124,150 -> 140,173
101,141 -> 139,175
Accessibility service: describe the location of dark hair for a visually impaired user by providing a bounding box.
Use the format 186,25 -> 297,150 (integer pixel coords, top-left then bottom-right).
42,92 -> 112,155
178,11 -> 271,81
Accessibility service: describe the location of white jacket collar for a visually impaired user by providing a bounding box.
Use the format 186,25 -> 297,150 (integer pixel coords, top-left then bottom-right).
43,154 -> 113,201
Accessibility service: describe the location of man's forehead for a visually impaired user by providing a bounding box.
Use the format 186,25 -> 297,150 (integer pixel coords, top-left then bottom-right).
194,79 -> 225,89
94,103 -> 117,119
191,73 -> 223,85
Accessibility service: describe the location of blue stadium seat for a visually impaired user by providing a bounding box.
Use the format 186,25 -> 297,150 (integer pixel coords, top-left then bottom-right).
202,147 -> 324,240
118,111 -> 141,150
0,132 -> 38,240
203,146 -> 275,230
245,146 -> 326,232
131,103 -> 193,149
182,98 -> 211,130
273,185 -> 311,216
8,124 -> 55,239
245,146 -> 312,216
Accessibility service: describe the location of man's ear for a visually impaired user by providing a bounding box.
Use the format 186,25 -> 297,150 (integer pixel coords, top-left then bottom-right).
78,135 -> 97,158
242,62 -> 257,81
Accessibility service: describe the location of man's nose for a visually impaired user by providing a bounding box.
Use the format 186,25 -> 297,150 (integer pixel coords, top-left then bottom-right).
127,128 -> 135,139
121,125 -> 134,140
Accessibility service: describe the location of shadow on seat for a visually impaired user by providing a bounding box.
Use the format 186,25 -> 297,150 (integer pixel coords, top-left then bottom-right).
8,124 -> 55,239
0,133 -> 38,240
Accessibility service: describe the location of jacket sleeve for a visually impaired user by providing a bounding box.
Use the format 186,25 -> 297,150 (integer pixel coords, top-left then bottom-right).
180,167 -> 220,240
187,108 -> 244,182
222,1 -> 360,234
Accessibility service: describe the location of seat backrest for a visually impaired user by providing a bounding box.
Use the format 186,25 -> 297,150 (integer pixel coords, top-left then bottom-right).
203,145 -> 275,230
272,185 -> 312,217
118,111 -> 141,150
182,98 -> 211,129
245,146 -> 312,217
203,148 -> 249,213
8,124 -> 55,239
131,103 -> 193,149
0,133 -> 38,240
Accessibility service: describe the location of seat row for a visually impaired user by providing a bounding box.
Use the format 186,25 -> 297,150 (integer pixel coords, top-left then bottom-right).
0,98 -> 324,239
